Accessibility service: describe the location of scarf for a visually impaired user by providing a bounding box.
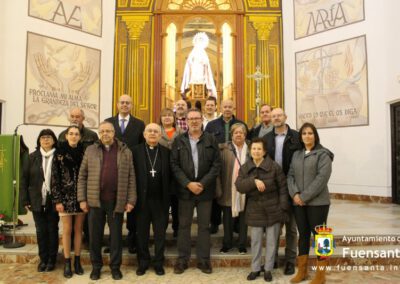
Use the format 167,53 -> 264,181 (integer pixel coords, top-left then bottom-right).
40,147 -> 55,205
231,143 -> 248,217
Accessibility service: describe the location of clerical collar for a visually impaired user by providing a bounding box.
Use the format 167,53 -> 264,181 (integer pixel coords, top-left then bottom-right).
146,143 -> 158,150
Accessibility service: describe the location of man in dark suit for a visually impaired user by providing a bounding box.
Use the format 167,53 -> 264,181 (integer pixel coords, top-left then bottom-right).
105,94 -> 145,254
262,108 -> 301,275
132,123 -> 170,277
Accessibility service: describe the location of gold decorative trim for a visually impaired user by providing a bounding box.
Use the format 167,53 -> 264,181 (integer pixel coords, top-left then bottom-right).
118,0 -> 129,8
249,16 -> 276,41
131,0 -> 152,8
139,44 -> 149,110
247,0 -> 267,8
121,15 -> 150,39
269,44 -> 280,107
269,0 -> 280,8
249,44 -> 256,110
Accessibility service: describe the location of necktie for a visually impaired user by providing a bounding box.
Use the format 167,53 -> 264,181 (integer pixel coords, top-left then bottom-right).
121,118 -> 126,134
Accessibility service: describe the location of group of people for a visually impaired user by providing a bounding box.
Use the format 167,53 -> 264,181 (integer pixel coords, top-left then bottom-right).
20,95 -> 333,284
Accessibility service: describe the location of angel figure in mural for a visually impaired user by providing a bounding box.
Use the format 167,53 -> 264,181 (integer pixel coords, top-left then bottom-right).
180,32 -> 217,98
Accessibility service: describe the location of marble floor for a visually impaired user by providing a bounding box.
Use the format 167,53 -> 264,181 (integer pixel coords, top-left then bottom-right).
11,199 -> 400,237
0,263 -> 399,284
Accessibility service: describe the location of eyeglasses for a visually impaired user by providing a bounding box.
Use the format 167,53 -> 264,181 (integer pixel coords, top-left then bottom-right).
99,130 -> 114,134
187,117 -> 202,121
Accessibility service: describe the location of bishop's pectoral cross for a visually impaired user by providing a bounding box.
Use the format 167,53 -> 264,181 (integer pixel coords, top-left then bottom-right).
150,169 -> 157,177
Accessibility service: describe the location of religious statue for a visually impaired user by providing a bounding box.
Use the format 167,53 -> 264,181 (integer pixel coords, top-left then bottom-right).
180,32 -> 217,98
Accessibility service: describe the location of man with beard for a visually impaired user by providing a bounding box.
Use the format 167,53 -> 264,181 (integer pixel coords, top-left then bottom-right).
171,109 -> 221,274
175,99 -> 189,132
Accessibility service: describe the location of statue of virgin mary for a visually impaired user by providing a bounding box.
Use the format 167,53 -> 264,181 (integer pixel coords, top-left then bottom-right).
180,32 -> 217,97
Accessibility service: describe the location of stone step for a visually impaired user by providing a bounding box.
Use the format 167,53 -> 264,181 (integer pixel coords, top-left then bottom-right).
1,243 -> 399,267
6,229 -> 400,248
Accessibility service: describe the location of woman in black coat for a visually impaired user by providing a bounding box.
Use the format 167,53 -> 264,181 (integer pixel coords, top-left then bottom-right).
51,125 -> 85,278
20,129 -> 59,273
235,138 -> 289,282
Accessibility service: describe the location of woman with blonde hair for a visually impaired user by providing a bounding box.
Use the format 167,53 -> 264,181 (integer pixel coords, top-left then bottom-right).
216,123 -> 249,254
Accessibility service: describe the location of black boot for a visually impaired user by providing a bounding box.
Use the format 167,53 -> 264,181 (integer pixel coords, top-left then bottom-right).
64,258 -> 73,278
74,255 -> 84,275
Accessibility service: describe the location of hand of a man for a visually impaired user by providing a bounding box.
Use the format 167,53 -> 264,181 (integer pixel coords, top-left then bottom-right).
187,182 -> 204,195
254,179 -> 266,192
125,203 -> 134,213
80,201 -> 89,213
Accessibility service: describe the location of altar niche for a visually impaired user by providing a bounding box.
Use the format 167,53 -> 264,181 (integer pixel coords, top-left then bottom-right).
113,0 -> 284,127
163,17 -> 233,110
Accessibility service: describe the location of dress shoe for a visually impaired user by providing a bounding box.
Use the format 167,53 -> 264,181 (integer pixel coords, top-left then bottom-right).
37,261 -> 47,272
210,224 -> 219,234
246,271 -> 260,280
90,268 -> 101,280
238,247 -> 247,254
219,246 -> 231,253
111,268 -> 123,280
136,265 -> 148,276
74,255 -> 84,275
284,262 -> 295,275
197,262 -> 212,274
103,246 -> 110,253
46,262 -> 56,272
264,270 -> 273,282
154,265 -> 165,275
173,261 -> 188,274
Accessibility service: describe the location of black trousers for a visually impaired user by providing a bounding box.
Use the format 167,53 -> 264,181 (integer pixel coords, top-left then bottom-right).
136,199 -> 168,268
32,204 -> 59,264
89,201 -> 123,270
210,199 -> 222,227
126,209 -> 137,248
177,199 -> 212,264
293,205 -> 330,257
221,206 -> 247,249
170,194 -> 179,232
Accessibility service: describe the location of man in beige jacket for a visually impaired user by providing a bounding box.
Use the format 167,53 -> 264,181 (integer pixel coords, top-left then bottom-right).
78,121 -> 136,281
